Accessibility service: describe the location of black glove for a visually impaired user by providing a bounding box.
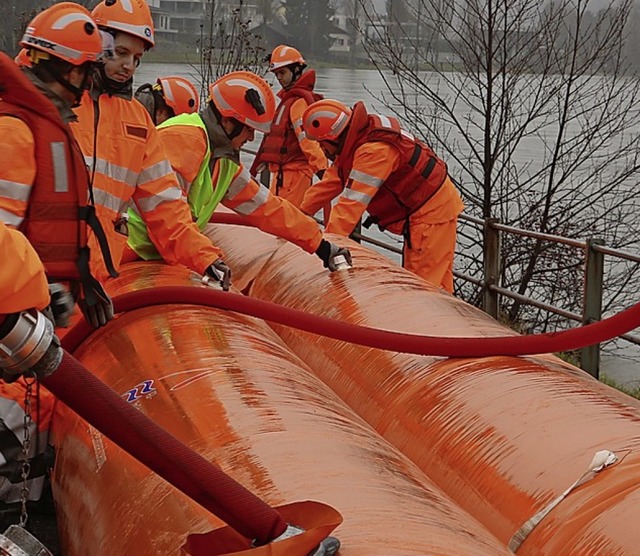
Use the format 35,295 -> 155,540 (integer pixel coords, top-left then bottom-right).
315,169 -> 326,180
314,239 -> 353,272
47,283 -> 75,328
205,259 -> 232,291
77,281 -> 114,329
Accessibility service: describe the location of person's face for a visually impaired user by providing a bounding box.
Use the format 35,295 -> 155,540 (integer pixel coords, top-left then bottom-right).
67,65 -> 89,90
222,117 -> 255,150
155,106 -> 174,125
273,66 -> 294,89
104,32 -> 144,82
231,125 -> 255,150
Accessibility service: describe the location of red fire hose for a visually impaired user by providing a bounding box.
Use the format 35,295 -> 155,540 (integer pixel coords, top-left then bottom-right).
41,350 -> 287,545
62,286 -> 640,358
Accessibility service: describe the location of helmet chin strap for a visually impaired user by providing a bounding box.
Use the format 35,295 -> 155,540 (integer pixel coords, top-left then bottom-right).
226,120 -> 245,140
41,63 -> 91,108
287,63 -> 305,88
209,101 -> 244,141
95,65 -> 133,98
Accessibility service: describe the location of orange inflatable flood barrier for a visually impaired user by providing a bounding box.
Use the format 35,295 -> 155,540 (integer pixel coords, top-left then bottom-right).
204,221 -> 640,555
51,263 -> 511,555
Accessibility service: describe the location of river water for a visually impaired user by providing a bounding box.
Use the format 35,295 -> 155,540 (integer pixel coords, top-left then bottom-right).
134,63 -> 640,386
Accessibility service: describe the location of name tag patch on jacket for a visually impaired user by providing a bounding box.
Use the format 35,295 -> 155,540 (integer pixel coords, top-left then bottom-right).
124,124 -> 148,140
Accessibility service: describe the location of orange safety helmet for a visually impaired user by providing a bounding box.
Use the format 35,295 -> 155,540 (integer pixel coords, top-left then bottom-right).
268,45 -> 305,72
303,99 -> 353,142
92,0 -> 155,49
157,76 -> 200,115
14,48 -> 32,69
20,2 -> 104,66
208,71 -> 275,134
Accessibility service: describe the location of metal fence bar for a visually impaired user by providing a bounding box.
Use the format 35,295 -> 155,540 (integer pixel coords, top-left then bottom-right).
240,150 -> 640,369
483,218 -> 500,318
581,239 -> 605,378
491,221 -> 587,249
592,244 -> 640,264
488,284 -> 583,322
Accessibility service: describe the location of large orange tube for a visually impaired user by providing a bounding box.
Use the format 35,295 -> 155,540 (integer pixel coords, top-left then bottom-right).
204,222 -> 640,555
51,264 -> 511,555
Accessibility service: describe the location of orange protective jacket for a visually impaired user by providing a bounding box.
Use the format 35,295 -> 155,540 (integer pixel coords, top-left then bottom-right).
251,70 -> 326,176
71,89 -> 221,280
338,102 -> 447,233
301,102 -> 459,236
0,54 -> 113,288
0,222 -> 49,314
157,115 -> 323,254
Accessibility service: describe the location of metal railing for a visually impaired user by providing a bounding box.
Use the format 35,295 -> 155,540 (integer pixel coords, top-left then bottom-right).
355,213 -> 640,378
243,147 -> 640,378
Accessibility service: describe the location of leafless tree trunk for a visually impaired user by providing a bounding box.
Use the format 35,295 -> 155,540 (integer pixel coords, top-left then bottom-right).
358,0 -> 640,335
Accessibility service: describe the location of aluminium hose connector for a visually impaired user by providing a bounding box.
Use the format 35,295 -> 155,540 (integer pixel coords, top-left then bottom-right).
0,524 -> 53,555
0,310 -> 62,379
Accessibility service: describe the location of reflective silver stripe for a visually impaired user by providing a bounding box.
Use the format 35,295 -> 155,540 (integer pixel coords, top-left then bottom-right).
176,172 -> 191,195
138,159 -> 175,186
375,114 -> 392,129
0,208 -> 24,227
225,167 -> 252,200
274,104 -> 286,126
51,142 -> 69,193
84,155 -> 138,190
401,129 -> 414,141
0,179 -> 31,202
136,186 -> 183,213
349,169 -> 384,188
93,187 -> 125,213
129,203 -> 141,217
233,185 -> 269,216
293,117 -> 306,140
0,398 -> 30,440
0,398 -> 48,503
343,188 -> 372,204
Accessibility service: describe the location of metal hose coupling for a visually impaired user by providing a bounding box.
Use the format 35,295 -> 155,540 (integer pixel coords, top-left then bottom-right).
262,525 -> 341,556
0,310 -> 63,379
0,525 -> 53,555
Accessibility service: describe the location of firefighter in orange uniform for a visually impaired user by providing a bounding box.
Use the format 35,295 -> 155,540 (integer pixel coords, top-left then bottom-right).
300,99 -> 464,293
0,2 -> 111,524
0,3 -> 114,328
250,45 -> 328,208
134,76 -> 200,125
71,0 -> 226,286
126,71 -> 351,275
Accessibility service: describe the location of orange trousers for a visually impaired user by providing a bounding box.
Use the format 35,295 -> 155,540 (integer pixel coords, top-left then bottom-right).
399,177 -> 463,293
402,215 -> 458,293
269,167 -> 313,209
